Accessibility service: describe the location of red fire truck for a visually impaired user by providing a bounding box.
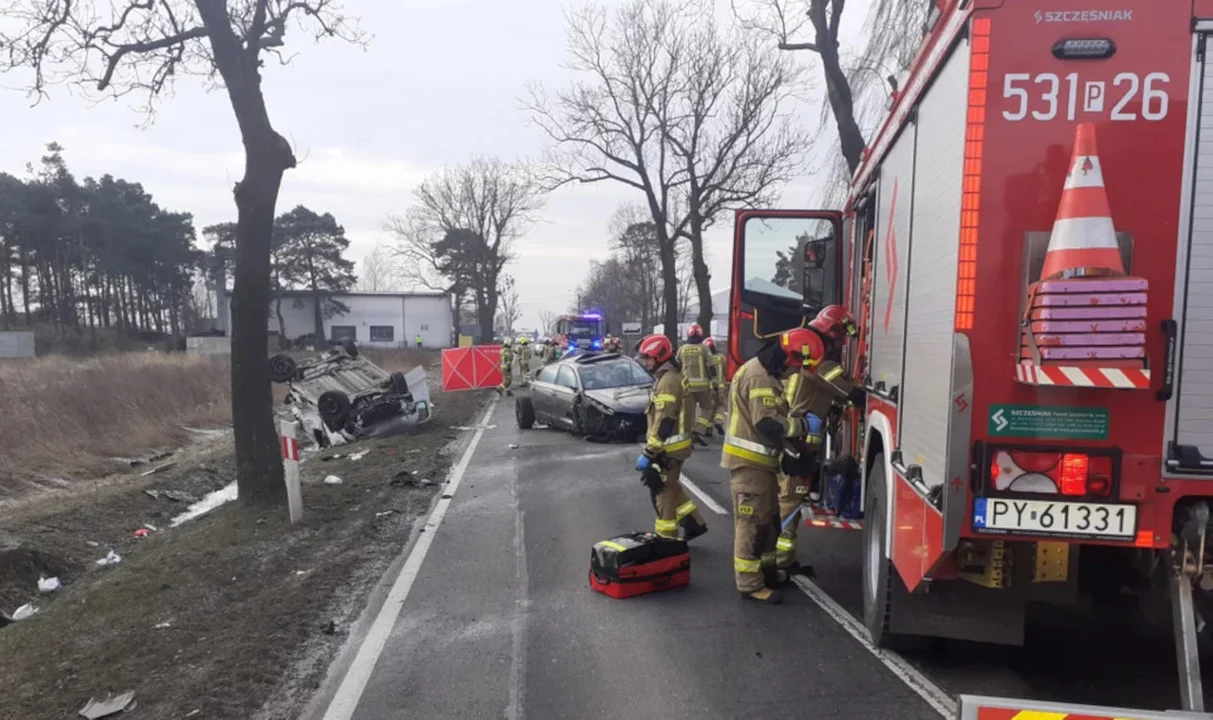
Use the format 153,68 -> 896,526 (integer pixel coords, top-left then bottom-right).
728,0 -> 1213,713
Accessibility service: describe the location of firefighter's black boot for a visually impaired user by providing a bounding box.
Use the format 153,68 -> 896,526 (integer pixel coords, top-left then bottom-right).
742,587 -> 782,604
681,517 -> 708,542
763,567 -> 791,587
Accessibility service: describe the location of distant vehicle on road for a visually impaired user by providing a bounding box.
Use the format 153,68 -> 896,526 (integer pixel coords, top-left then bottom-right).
269,340 -> 431,448
555,313 -> 606,351
515,352 -> 651,441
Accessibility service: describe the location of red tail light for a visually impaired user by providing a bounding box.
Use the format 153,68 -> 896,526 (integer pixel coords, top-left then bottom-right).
1058,454 -> 1088,495
990,450 -> 1113,497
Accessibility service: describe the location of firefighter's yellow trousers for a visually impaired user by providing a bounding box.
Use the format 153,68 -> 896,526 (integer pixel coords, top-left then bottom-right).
652,458 -> 707,539
730,465 -> 780,593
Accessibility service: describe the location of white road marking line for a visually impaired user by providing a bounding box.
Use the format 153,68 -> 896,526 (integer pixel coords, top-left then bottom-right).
321,397 -> 499,720
680,472 -> 729,516
790,576 -> 954,718
692,473 -> 954,718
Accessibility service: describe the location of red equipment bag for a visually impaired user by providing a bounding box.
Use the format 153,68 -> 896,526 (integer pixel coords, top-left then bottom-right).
588,532 -> 690,599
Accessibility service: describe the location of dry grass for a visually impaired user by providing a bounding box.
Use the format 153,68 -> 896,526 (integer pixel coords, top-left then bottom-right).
0,347 -> 441,492
0,353 -> 232,486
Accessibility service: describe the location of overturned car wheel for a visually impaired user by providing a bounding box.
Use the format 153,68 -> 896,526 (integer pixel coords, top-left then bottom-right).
269,354 -> 297,383
317,391 -> 352,431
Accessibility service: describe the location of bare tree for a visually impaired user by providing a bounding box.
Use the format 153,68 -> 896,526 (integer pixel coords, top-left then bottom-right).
537,309 -> 558,335
529,0 -> 807,336
384,157 -> 544,341
497,275 -> 521,335
357,243 -> 399,292
664,15 -> 810,329
733,0 -> 933,202
526,0 -> 690,342
0,0 -> 363,506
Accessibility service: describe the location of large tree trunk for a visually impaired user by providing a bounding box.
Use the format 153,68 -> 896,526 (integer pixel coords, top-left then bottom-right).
198,0 -> 296,507
312,289 -> 324,342
688,210 -> 714,333
810,0 -> 866,174
658,238 -> 679,344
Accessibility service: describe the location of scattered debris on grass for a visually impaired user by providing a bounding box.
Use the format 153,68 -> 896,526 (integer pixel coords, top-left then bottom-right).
348,450 -> 369,461
0,383 -> 488,720
95,550 -> 121,566
37,576 -> 60,592
323,475 -> 343,485
78,690 -> 136,719
139,461 -> 177,477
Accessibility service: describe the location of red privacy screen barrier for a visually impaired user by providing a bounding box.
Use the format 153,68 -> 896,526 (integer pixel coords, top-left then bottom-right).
441,345 -> 503,391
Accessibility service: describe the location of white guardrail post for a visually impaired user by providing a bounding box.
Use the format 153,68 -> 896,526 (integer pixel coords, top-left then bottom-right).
280,419 -> 303,524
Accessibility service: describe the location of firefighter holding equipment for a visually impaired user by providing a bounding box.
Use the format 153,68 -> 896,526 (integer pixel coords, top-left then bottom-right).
636,334 -> 709,542
703,336 -> 727,433
542,338 -> 558,364
497,338 -> 514,396
722,327 -> 825,604
517,336 -> 533,386
677,323 -> 717,443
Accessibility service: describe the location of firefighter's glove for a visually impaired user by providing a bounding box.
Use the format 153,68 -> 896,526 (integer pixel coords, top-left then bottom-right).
847,386 -> 867,407
637,449 -> 665,471
640,466 -> 665,493
780,452 -> 802,477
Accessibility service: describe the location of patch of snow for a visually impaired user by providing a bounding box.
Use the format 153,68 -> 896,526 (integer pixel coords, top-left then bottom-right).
169,481 -> 238,527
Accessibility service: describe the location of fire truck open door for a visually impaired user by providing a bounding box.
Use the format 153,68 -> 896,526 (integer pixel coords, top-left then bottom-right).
727,209 -> 845,379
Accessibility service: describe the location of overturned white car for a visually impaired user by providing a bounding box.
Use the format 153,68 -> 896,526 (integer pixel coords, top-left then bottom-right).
269,340 -> 432,448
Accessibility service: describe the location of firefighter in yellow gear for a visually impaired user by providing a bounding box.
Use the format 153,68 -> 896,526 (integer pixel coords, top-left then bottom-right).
635,333 -> 708,542
497,338 -> 514,396
517,336 -> 533,386
776,304 -> 864,574
676,323 -> 717,442
703,337 -> 728,432
722,327 -> 826,604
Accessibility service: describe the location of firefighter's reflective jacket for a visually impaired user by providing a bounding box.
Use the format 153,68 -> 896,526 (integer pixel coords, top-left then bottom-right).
708,351 -> 725,389
721,357 -> 787,471
645,364 -> 694,461
676,342 -> 711,391
500,345 -> 513,367
807,360 -> 856,417
784,360 -> 856,448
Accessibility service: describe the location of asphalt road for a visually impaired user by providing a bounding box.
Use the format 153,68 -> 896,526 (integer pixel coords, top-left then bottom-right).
319,396 -> 1213,719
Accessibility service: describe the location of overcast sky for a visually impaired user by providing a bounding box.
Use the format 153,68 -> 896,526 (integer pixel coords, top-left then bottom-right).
0,0 -> 871,330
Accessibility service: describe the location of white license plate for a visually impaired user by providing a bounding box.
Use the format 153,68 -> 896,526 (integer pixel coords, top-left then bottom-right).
973,497 -> 1137,540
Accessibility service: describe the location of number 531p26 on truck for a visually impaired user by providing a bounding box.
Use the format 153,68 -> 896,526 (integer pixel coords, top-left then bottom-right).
729,0 -> 1213,715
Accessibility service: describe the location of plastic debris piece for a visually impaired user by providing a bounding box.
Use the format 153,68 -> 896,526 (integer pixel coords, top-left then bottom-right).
144,523 -> 158,531
96,550 -> 121,566
78,691 -> 136,718
134,528 -> 149,538
12,603 -> 38,621
154,621 -> 172,629
348,450 -> 369,461
450,424 -> 497,431
38,576 -> 60,593
85,540 -> 100,547
323,475 -> 343,485
508,443 -> 519,449
140,461 -> 176,477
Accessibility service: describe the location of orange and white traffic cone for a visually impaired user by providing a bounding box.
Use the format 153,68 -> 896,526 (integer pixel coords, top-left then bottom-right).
1039,122 -> 1126,281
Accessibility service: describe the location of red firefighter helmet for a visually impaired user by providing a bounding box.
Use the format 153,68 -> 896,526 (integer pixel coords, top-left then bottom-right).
779,328 -> 826,369
686,323 -> 704,340
809,305 -> 858,342
637,334 -> 674,364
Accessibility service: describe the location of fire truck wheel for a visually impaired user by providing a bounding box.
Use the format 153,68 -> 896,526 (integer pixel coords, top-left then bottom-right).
861,455 -> 910,649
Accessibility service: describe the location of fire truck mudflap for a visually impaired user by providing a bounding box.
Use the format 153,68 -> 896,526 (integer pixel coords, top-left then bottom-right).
957,695 -> 1212,720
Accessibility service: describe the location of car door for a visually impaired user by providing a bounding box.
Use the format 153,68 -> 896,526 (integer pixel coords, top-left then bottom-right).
552,365 -> 580,428
531,364 -> 560,422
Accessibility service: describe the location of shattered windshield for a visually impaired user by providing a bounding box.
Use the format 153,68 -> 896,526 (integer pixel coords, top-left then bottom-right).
578,359 -> 652,390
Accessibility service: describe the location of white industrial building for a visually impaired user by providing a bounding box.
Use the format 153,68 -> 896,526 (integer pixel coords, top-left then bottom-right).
219,290 -> 454,348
